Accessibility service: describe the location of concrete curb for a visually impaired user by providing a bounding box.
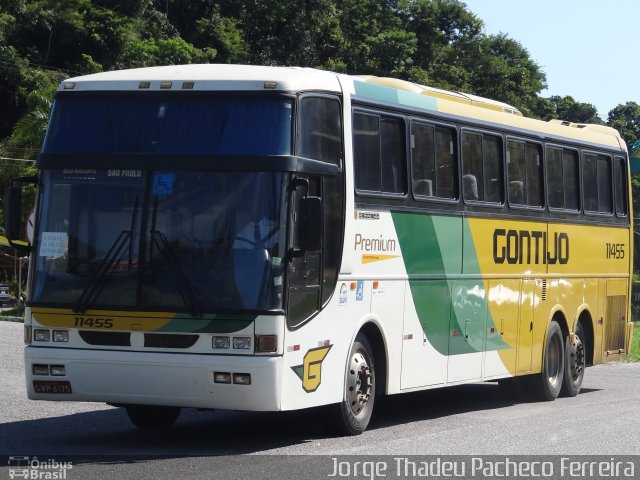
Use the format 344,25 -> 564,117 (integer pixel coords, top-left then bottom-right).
0,316 -> 23,323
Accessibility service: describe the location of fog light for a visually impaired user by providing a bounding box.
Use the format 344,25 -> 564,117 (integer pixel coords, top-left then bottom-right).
256,335 -> 277,353
34,329 -> 50,342
214,372 -> 231,384
233,337 -> 251,350
50,365 -> 66,376
53,330 -> 69,342
33,364 -> 49,376
212,336 -> 230,349
233,373 -> 251,385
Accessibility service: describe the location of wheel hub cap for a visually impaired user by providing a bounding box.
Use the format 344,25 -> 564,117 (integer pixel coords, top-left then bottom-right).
346,352 -> 372,416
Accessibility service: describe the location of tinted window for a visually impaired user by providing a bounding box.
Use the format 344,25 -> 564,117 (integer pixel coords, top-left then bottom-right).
462,131 -> 503,203
546,147 -> 579,210
353,112 -> 406,194
582,152 -> 612,213
297,96 -> 342,164
614,157 -> 628,216
44,97 -> 293,156
507,140 -> 543,207
353,113 -> 380,191
411,122 -> 457,199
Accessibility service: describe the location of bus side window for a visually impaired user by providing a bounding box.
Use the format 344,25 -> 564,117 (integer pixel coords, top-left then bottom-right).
353,111 -> 406,195
547,147 -> 579,211
582,152 -> 612,214
614,157 -> 628,216
462,131 -> 503,203
297,96 -> 342,165
507,140 -> 542,207
411,122 -> 458,199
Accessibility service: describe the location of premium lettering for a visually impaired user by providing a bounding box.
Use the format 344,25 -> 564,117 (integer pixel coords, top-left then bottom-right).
354,234 -> 396,252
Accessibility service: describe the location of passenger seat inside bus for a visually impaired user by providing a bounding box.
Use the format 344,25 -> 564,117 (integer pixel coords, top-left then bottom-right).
509,180 -> 524,205
413,179 -> 433,197
463,174 -> 478,200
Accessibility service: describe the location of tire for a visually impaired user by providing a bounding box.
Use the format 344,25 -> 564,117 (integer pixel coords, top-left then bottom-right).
560,322 -> 586,397
125,405 -> 181,430
526,321 -> 565,401
333,334 -> 376,435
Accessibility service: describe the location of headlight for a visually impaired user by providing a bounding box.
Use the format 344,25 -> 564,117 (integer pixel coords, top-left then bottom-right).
34,329 -> 51,342
53,330 -> 69,342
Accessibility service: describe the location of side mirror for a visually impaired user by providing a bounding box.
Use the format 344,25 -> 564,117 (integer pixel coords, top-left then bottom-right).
300,196 -> 322,251
4,175 -> 37,253
5,186 -> 22,241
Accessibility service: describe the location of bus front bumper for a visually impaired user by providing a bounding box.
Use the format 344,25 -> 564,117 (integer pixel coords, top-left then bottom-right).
25,346 -> 282,411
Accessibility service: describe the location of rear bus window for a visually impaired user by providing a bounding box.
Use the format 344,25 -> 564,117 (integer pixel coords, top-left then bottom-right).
614,156 -> 628,216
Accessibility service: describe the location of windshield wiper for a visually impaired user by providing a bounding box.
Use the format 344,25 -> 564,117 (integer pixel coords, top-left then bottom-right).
74,230 -> 132,313
74,197 -> 139,314
150,230 -> 202,317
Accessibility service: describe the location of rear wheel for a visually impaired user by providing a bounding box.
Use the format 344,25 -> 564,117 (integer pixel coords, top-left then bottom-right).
561,322 -> 586,397
334,334 -> 376,435
125,405 -> 181,429
525,321 -> 564,401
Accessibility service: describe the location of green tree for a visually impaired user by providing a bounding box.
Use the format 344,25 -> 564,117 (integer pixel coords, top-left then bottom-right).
407,0 -> 483,89
607,102 -> 640,150
537,95 -> 603,124
465,34 -> 546,115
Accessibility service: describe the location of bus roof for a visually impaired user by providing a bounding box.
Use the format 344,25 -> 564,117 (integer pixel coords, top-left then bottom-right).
350,75 -> 626,152
60,64 -> 342,93
59,64 -> 626,152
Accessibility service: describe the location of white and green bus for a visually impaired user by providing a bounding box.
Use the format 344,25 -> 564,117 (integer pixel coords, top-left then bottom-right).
6,65 -> 632,435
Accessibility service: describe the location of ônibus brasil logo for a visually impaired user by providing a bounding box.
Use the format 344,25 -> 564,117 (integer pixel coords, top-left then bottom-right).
8,456 -> 73,479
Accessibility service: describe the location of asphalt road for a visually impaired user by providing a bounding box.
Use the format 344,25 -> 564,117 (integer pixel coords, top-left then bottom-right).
1,320 -> 639,480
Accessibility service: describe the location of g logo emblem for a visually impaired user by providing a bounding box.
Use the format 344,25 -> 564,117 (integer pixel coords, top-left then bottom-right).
291,345 -> 332,392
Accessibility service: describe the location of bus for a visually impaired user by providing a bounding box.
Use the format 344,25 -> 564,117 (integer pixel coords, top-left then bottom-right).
5,64 -> 632,435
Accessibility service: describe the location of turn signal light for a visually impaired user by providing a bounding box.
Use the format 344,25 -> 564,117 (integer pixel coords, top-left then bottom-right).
256,335 -> 277,353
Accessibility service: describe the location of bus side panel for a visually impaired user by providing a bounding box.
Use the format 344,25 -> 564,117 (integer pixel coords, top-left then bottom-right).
516,279 -> 535,374
279,285 -> 371,411
400,280 -> 448,389
584,278 -> 603,365
485,279 -> 520,379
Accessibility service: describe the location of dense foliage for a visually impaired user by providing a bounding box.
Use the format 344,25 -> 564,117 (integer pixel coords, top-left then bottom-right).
0,0 -> 639,260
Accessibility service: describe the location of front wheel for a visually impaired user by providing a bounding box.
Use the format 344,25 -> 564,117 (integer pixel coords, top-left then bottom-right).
125,405 -> 181,430
561,322 -> 586,397
333,334 -> 376,435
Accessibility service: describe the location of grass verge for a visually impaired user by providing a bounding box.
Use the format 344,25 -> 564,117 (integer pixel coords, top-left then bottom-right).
625,322 -> 640,362
0,304 -> 25,321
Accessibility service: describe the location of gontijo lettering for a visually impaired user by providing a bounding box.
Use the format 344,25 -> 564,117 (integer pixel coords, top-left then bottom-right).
493,229 -> 569,265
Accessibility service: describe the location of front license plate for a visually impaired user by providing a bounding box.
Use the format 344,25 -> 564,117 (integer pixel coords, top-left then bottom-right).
33,380 -> 72,394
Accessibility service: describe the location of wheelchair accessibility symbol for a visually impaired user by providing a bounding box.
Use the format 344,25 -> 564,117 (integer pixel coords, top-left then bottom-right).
153,173 -> 174,196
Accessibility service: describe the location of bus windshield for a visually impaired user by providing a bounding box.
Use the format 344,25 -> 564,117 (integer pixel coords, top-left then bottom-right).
32,170 -> 288,313
43,96 -> 293,156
